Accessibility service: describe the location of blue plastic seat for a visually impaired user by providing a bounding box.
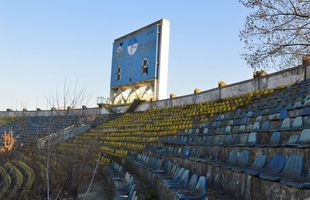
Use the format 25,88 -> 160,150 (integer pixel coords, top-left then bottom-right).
298,129 -> 310,148
157,165 -> 178,179
292,116 -> 303,130
269,113 -> 280,120
176,148 -> 183,156
302,107 -> 310,116
239,134 -> 248,146
115,184 -> 136,200
280,118 -> 291,130
293,101 -> 303,109
203,153 -> 219,165
188,137 -> 194,144
304,117 -> 310,128
205,137 -> 213,146
181,148 -> 191,158
236,108 -> 242,115
224,126 -> 231,134
165,169 -> 189,189
283,134 -> 299,147
259,155 -> 286,181
246,111 -> 253,118
163,168 -> 185,184
304,95 -> 310,106
215,114 -> 221,121
221,150 -> 238,168
232,135 -> 240,146
255,115 -> 263,122
213,136 -> 224,146
176,176 -> 207,200
261,121 -> 270,131
193,137 -> 200,145
269,132 -> 281,147
253,110 -> 262,118
190,128 -> 198,134
279,109 -> 289,120
238,125 -> 245,133
191,148 -> 201,159
223,135 -> 232,147
283,169 -> 310,189
245,155 -> 267,176
201,136 -> 207,144
154,160 -> 172,175
173,173 -> 197,192
230,150 -> 249,172
241,117 -> 249,125
163,168 -> 189,186
147,158 -> 159,171
115,176 -> 134,192
252,122 -> 260,131
261,155 -> 303,182
246,132 -> 257,147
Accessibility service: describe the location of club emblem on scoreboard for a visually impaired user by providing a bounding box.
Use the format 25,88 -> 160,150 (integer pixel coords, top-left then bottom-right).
127,38 -> 138,55
116,46 -> 123,53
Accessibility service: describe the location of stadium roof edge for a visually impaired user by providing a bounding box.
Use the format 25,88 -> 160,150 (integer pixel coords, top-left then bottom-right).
114,18 -> 168,42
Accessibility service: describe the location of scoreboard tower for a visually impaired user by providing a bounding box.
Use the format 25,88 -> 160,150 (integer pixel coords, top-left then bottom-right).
110,19 -> 170,104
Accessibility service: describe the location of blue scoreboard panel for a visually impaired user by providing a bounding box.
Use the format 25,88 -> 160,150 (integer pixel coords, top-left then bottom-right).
110,23 -> 160,87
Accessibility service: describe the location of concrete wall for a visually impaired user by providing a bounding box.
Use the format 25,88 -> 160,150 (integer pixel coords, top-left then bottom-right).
134,64 -> 310,112
111,105 -> 130,113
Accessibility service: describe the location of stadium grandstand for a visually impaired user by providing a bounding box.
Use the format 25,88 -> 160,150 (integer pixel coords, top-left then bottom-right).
0,17 -> 310,200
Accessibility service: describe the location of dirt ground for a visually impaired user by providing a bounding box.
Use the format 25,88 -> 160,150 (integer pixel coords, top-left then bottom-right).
77,175 -> 113,200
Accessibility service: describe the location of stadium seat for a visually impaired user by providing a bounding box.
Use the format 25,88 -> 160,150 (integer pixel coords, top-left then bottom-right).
298,129 -> 310,147
260,155 -> 303,182
292,116 -> 303,130
282,169 -> 310,189
269,132 -> 281,147
230,150 -> 250,172
280,118 -> 291,130
223,135 -> 233,147
224,126 -> 231,134
252,122 -> 260,131
246,132 -> 257,146
238,125 -> 246,133
283,134 -> 299,147
181,148 -> 191,158
165,169 -> 189,189
162,167 -> 185,183
176,176 -> 207,200
245,155 -> 267,175
304,95 -> 310,106
259,155 -> 286,181
222,150 -> 238,168
279,109 -> 289,120
293,102 -> 303,109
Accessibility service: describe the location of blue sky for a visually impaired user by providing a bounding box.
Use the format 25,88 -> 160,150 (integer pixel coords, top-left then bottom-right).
0,0 -> 253,110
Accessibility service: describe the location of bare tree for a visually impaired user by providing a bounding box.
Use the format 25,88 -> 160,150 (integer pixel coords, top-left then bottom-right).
240,0 -> 310,70
42,81 -> 100,199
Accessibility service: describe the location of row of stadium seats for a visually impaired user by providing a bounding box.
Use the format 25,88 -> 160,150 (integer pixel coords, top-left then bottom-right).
162,128 -> 310,148
129,154 -> 208,200
0,160 -> 34,199
0,116 -> 82,143
104,162 -> 138,200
